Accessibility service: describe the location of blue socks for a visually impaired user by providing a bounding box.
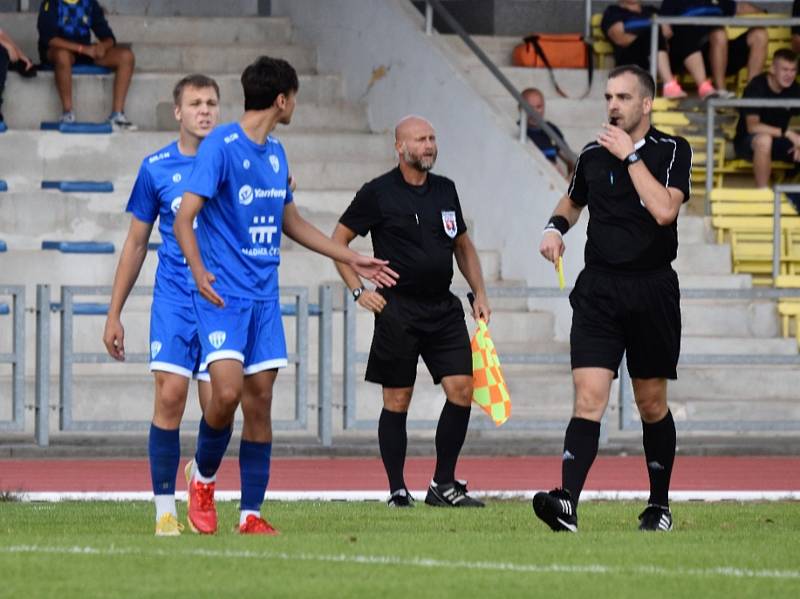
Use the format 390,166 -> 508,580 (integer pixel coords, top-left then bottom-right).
239,439 -> 272,512
195,416 -> 233,479
149,423 -> 180,496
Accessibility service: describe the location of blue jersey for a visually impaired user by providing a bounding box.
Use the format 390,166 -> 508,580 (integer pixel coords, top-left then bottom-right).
186,122 -> 293,300
126,141 -> 195,305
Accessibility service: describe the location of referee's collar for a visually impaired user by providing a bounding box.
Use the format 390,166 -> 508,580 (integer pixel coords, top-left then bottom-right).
633,137 -> 647,150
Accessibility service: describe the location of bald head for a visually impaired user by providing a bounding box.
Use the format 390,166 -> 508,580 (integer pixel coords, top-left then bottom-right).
521,88 -> 545,124
394,115 -> 438,173
394,115 -> 435,143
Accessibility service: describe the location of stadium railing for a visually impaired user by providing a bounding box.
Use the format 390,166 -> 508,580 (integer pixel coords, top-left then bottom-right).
704,98 -> 800,204
33,284 -> 334,447
0,285 -> 26,434
344,285 -> 800,437
420,0 -> 578,162
772,185 -> 800,281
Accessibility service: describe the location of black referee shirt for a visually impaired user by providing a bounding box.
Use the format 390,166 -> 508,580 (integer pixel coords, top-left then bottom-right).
568,127 -> 692,272
340,167 -> 467,298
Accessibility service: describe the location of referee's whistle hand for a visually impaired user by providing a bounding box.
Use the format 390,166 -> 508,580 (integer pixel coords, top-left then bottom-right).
357,290 -> 386,314
597,123 -> 634,161
539,232 -> 564,266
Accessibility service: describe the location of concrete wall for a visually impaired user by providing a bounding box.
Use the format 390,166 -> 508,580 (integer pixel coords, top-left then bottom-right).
271,0 -> 585,322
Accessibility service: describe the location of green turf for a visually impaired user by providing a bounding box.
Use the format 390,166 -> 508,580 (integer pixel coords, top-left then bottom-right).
1,500 -> 798,598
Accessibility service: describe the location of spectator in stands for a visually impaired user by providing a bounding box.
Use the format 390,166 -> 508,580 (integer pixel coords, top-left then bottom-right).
660,0 -> 768,99
601,0 -> 712,99
734,48 -> 800,188
0,27 -> 36,126
792,0 -> 800,54
37,0 -> 136,129
521,87 -> 575,175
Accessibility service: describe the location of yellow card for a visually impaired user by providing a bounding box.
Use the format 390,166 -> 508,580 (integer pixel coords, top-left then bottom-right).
557,256 -> 565,290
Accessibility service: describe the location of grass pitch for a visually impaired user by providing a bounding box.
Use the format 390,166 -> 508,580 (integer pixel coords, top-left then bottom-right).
1,500 -> 798,598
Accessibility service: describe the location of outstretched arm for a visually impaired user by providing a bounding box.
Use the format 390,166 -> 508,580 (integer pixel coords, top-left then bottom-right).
103,218 -> 153,360
283,202 -> 398,288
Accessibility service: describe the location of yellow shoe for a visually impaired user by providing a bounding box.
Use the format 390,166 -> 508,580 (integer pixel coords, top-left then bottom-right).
155,513 -> 184,537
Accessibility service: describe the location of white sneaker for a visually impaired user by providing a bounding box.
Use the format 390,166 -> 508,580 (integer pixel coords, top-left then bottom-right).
109,111 -> 137,131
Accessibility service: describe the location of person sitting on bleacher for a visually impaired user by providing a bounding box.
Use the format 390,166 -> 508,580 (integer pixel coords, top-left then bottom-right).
792,0 -> 800,54
37,0 -> 136,129
733,49 -> 800,188
602,0 -> 695,98
0,27 -> 36,126
660,0 -> 768,99
521,87 -> 575,176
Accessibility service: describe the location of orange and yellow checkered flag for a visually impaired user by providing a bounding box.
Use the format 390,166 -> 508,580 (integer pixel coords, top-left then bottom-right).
470,319 -> 511,426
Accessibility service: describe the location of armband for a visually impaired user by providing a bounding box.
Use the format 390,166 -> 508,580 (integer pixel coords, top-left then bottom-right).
543,215 -> 570,237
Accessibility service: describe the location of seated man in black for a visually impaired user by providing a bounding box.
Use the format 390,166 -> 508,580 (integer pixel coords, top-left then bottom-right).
602,0 -> 711,98
521,87 -> 575,176
734,49 -> 800,188
660,0 -> 767,99
0,27 -> 36,126
38,0 -> 136,128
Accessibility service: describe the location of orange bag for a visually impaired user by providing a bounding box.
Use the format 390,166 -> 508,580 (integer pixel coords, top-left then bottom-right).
512,34 -> 588,68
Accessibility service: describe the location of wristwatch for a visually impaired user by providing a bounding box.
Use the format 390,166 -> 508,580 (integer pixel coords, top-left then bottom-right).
625,151 -> 642,166
351,286 -> 365,301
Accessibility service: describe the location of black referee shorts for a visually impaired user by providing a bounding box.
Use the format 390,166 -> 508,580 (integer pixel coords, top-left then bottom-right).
365,292 -> 473,388
569,268 -> 681,380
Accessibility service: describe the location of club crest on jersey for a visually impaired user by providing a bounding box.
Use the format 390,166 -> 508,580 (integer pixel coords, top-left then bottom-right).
238,184 -> 254,206
269,155 -> 280,174
172,173 -> 182,183
441,210 -> 457,239
150,341 -> 162,359
208,330 -> 226,350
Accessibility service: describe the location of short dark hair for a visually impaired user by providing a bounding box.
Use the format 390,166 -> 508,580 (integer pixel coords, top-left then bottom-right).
241,56 -> 299,111
773,48 -> 799,65
608,64 -> 655,99
173,74 -> 220,106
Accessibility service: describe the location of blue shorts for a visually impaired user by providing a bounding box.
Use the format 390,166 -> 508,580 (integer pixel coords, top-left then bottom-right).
193,292 -> 288,375
149,299 -> 202,379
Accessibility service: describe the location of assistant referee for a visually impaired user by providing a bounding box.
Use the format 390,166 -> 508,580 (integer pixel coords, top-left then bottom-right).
534,65 -> 691,533
332,115 -> 490,508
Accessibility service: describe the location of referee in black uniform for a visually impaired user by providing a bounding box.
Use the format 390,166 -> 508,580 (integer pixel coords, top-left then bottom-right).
332,115 -> 490,508
534,65 -> 692,532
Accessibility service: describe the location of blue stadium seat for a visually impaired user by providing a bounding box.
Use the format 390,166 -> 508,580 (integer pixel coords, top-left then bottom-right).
41,240 -> 115,254
0,303 -> 9,316
37,63 -> 112,75
0,240 -> 7,252
40,121 -> 112,134
0,180 -> 6,192
0,121 -> 7,133
42,181 -> 114,193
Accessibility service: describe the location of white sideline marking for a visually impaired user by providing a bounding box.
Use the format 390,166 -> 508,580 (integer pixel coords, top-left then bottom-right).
12,490 -> 800,502
2,545 -> 799,581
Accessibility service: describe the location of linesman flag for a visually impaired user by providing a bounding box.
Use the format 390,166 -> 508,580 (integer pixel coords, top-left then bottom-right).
470,319 -> 511,426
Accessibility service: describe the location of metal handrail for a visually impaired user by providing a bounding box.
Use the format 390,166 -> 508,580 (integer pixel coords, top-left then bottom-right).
704,98 -> 800,205
773,184 -> 800,281
650,16 -> 800,86
423,0 -> 578,164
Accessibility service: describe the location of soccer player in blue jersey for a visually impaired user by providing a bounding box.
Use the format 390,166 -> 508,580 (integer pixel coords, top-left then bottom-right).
103,74 -> 220,536
174,56 -> 397,535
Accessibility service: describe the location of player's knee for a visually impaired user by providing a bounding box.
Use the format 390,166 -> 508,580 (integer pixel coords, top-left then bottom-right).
383,391 -> 412,412
213,384 -> 242,408
637,397 -> 667,422
118,47 -> 135,67
573,388 -> 607,420
446,383 -> 472,407
156,391 -> 186,418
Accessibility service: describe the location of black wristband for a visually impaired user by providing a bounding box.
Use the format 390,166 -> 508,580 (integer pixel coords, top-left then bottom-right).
544,215 -> 569,236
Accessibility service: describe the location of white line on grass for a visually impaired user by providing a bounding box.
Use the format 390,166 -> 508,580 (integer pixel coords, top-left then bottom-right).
2,545 -> 799,581
12,490 -> 800,502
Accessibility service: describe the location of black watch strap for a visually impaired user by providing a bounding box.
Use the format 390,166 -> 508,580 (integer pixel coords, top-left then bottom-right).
625,151 -> 641,166
352,286 -> 365,301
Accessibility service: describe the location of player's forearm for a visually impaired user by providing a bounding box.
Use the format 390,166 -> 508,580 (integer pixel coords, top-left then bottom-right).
552,195 -> 583,229
174,218 -> 206,279
107,240 -> 148,318
285,214 -> 357,264
628,162 -> 680,225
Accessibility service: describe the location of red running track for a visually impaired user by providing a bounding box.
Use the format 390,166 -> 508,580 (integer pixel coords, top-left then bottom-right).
0,456 -> 797,492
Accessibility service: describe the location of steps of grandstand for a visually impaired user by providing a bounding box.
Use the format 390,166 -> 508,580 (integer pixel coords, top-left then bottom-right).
1,8 -> 798,440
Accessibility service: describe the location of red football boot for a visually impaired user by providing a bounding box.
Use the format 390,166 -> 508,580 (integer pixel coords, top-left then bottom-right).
238,514 -> 279,535
184,460 -> 218,534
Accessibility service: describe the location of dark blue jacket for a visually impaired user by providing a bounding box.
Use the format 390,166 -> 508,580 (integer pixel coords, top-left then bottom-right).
37,0 -> 115,62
